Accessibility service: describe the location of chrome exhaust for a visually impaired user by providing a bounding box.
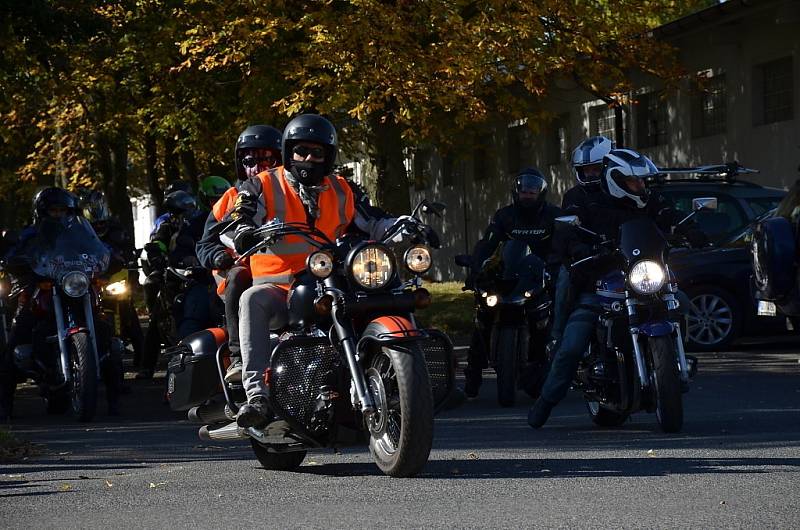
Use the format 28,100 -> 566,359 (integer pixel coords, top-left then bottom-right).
198,421 -> 246,441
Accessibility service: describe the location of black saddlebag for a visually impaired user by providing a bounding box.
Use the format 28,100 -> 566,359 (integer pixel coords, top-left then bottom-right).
166,328 -> 226,411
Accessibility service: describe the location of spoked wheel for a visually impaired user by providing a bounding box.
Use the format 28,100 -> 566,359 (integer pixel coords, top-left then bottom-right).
69,332 -> 97,422
648,336 -> 683,433
366,345 -> 433,478
586,401 -> 628,427
250,440 -> 306,471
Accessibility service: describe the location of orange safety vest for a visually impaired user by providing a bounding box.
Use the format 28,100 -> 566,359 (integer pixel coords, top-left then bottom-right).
211,186 -> 241,295
250,166 -> 355,286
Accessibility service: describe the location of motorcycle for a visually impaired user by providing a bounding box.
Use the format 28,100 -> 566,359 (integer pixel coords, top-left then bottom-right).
7,215 -> 112,421
97,255 -> 144,365
751,211 -> 800,323
166,201 -> 455,477
455,242 -> 552,406
558,198 -> 713,433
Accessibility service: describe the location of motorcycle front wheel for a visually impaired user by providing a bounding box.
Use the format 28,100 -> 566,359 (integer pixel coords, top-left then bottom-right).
366,344 -> 433,478
492,325 -> 521,407
69,331 -> 97,422
648,336 -> 683,433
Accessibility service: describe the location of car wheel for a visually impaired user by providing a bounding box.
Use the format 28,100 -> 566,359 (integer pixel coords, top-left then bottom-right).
685,286 -> 742,352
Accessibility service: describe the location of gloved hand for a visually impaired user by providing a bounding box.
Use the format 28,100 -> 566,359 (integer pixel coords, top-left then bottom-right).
231,190 -> 258,224
233,225 -> 259,255
421,223 -> 440,249
571,243 -> 594,261
143,242 -> 167,270
685,228 -> 709,248
212,251 -> 235,270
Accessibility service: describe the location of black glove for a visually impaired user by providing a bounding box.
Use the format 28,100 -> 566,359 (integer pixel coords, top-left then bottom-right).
212,251 -> 235,270
233,225 -> 259,255
231,190 -> 258,224
421,224 -> 440,249
655,207 -> 679,230
571,243 -> 594,261
685,228 -> 709,248
144,242 -> 167,270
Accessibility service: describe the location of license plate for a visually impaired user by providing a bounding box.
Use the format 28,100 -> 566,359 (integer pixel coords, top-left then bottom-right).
757,300 -> 776,317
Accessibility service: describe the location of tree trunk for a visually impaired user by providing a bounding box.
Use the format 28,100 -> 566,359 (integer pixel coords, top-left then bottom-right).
369,114 -> 410,215
180,149 -> 199,192
144,130 -> 163,215
96,133 -> 114,198
109,130 -> 134,237
163,136 -> 180,183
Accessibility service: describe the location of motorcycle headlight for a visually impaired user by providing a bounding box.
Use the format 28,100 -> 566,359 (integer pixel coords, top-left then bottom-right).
307,251 -> 334,279
105,279 -> 127,296
62,271 -> 90,298
485,294 -> 499,307
628,260 -> 665,295
404,245 -> 432,274
350,245 -> 394,290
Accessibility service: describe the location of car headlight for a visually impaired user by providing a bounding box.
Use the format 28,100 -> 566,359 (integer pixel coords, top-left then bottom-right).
485,294 -> 498,307
350,245 -> 394,290
62,271 -> 90,298
307,251 -> 334,279
105,279 -> 127,296
405,245 -> 432,274
628,260 -> 665,295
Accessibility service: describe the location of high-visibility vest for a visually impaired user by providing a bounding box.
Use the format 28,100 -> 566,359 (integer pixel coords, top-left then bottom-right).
250,166 -> 355,286
211,186 -> 241,295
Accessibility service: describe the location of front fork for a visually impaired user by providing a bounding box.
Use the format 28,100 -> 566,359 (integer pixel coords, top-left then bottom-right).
52,288 -> 102,382
325,281 -> 375,415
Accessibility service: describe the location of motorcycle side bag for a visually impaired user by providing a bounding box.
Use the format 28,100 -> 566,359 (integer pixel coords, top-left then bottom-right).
166,328 -> 227,411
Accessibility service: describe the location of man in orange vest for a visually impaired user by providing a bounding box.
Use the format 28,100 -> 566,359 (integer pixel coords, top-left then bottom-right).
196,125 -> 283,383
227,114 -> 399,428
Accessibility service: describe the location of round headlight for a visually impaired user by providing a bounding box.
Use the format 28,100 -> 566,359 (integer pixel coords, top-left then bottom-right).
485,294 -> 499,307
405,246 -> 432,274
628,260 -> 665,295
350,245 -> 394,290
307,251 -> 334,279
62,271 -> 90,298
105,280 -> 127,296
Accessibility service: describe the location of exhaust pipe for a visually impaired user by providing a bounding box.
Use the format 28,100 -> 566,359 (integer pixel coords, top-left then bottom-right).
198,421 -> 247,442
188,402 -> 233,424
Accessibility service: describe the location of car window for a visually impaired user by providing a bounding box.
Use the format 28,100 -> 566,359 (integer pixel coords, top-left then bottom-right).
748,197 -> 782,217
661,191 -> 747,243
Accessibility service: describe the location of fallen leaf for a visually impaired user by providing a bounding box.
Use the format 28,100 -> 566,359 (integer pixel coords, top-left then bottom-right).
105,480 -> 113,488
305,460 -> 320,466
149,482 -> 167,489
647,449 -> 656,457
59,484 -> 73,491
7,474 -> 23,479
719,500 -> 727,506
58,452 -> 71,456
467,452 -> 478,460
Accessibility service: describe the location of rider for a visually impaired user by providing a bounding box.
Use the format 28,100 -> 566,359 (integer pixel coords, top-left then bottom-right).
462,168 -> 562,398
196,124 -> 283,383
528,149 -> 706,429
228,114 -> 398,428
197,176 -> 232,214
1,188 -> 120,419
139,189 -> 211,379
549,136 -> 615,350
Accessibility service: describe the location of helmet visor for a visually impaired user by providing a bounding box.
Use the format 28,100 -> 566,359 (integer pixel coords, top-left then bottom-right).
516,174 -> 547,197
576,163 -> 603,184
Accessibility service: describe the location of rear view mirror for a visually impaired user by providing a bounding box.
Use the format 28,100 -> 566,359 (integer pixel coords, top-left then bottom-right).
555,215 -> 581,226
422,201 -> 447,217
692,197 -> 718,211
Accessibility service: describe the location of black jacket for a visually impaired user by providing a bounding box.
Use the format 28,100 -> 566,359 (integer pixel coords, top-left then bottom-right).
470,202 -> 562,275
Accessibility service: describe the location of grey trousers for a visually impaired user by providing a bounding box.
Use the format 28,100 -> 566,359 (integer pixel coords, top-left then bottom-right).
239,284 -> 288,401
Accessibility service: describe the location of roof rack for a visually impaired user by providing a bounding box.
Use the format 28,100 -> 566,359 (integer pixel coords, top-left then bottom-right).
649,162 -> 759,184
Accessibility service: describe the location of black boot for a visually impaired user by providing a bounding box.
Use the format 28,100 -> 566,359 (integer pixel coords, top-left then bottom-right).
463,367 -> 482,398
236,396 -> 272,428
527,397 -> 555,429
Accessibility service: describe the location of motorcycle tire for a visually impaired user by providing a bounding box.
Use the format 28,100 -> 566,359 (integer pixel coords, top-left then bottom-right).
648,336 -> 683,433
492,326 -> 520,407
69,331 -> 97,422
586,401 -> 628,427
250,440 -> 306,471
367,344 -> 433,478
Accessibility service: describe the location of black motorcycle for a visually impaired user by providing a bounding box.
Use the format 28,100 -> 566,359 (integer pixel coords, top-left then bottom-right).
456,242 -> 552,406
6,216 -> 112,421
558,198 -> 712,433
166,201 -> 455,477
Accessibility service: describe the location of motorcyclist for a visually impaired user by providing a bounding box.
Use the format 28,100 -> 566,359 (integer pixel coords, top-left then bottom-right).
1,187 -> 120,419
138,189 -> 212,379
197,176 -> 232,213
462,168 -> 562,398
528,149 -> 707,428
228,114 -> 400,428
549,136 -> 615,352
196,124 -> 283,383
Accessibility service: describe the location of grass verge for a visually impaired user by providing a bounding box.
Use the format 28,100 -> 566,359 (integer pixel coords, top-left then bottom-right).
415,281 -> 474,345
0,429 -> 41,462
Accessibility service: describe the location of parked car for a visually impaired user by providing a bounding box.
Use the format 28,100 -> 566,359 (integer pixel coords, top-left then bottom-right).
651,165 -> 786,351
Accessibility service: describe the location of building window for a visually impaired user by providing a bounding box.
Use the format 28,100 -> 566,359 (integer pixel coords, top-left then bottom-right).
692,73 -> 727,137
636,92 -> 667,148
547,113 -> 569,166
591,104 -> 625,145
754,56 -> 794,125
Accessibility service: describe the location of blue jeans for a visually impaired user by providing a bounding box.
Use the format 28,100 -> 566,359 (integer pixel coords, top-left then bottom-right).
540,293 -> 602,404
550,265 -> 571,342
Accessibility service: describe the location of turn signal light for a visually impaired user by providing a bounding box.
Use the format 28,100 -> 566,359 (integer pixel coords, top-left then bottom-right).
413,288 -> 432,309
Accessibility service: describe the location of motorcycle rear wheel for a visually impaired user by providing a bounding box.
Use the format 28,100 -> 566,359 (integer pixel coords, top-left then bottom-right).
648,336 -> 683,433
367,345 -> 433,478
250,440 -> 306,471
69,331 -> 97,422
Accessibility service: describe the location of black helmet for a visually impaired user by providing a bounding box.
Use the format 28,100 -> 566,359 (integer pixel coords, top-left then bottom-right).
600,149 -> 658,209
235,125 -> 282,180
282,114 -> 338,179
512,168 -> 548,211
164,190 -> 197,216
164,180 -> 193,196
32,187 -> 78,222
79,190 -> 112,236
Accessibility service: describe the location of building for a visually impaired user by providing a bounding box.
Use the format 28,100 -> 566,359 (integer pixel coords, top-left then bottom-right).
409,0 -> 799,281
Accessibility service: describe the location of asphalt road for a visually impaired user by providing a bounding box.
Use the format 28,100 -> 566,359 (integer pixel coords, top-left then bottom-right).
2,340 -> 799,529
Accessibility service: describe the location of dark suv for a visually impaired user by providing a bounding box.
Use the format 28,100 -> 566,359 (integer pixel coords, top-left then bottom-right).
651,168 -> 785,351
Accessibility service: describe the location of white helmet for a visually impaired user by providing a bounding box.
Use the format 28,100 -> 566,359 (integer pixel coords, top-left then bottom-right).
601,149 -> 659,209
571,136 -> 615,186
